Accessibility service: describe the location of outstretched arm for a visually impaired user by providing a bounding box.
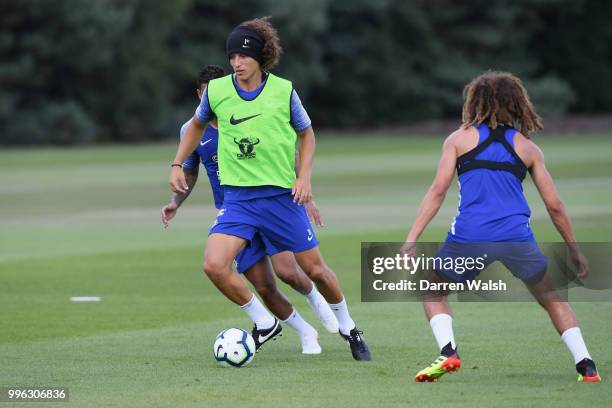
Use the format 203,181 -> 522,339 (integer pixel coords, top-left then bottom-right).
528,144 -> 588,277
529,145 -> 575,242
405,136 -> 457,243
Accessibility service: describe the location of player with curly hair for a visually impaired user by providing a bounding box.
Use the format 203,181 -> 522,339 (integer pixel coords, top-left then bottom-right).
162,65 -> 339,354
169,18 -> 370,360
403,71 -> 600,382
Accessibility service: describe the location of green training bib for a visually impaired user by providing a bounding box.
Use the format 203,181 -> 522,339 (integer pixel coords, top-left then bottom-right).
207,73 -> 296,188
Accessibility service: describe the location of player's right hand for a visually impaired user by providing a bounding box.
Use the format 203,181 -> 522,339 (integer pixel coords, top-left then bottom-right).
570,248 -> 589,279
169,166 -> 189,193
400,241 -> 417,272
400,241 -> 417,257
161,201 -> 178,228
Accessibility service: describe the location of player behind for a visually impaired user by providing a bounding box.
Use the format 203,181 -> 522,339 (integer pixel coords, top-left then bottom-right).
162,65 -> 338,353
403,71 -> 600,382
169,17 -> 370,360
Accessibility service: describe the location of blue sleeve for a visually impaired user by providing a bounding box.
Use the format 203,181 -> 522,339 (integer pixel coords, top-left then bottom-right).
290,90 -> 312,132
195,89 -> 214,123
180,121 -> 199,169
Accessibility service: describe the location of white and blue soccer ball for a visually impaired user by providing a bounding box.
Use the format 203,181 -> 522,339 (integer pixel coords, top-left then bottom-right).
213,328 -> 256,367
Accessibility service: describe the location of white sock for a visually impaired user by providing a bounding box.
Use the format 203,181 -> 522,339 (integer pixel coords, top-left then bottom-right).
429,313 -> 456,351
240,294 -> 275,330
561,327 -> 591,364
283,309 -> 316,336
305,285 -> 322,303
329,297 -> 356,335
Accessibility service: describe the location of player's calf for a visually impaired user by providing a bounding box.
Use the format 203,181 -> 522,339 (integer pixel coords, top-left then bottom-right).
270,252 -> 311,295
203,261 -> 253,305
302,263 -> 342,303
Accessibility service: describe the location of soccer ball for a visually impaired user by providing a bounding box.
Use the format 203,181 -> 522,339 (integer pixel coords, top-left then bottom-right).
213,328 -> 256,367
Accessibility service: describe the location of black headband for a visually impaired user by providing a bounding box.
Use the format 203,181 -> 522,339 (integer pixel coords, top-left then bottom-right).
226,26 -> 264,64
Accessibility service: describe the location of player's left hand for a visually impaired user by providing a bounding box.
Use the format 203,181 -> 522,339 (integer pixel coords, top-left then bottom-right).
304,200 -> 324,227
292,176 -> 312,205
161,201 -> 178,228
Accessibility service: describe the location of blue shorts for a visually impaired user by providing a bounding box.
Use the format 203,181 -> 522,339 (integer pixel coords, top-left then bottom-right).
210,192 -> 319,263
434,237 -> 548,285
234,232 -> 282,274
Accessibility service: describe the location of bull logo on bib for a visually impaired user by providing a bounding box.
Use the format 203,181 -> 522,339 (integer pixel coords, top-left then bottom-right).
234,137 -> 260,160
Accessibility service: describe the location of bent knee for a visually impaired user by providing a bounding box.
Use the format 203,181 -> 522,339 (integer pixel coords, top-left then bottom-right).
306,264 -> 333,282
203,257 -> 232,279
274,265 -> 301,286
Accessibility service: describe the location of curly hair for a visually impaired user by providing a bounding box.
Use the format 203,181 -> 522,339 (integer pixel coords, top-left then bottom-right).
462,71 -> 543,137
240,16 -> 282,70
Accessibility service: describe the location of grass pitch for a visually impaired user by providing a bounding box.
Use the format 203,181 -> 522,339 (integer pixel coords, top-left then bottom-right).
1,134 -> 611,407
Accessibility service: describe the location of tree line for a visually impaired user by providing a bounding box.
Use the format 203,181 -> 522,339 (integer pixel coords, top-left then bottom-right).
1,0 -> 610,144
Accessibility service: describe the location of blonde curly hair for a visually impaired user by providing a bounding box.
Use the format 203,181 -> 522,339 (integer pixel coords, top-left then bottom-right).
462,71 -> 543,137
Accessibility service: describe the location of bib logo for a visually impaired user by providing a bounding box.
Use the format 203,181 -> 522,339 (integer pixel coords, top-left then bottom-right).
234,137 -> 260,160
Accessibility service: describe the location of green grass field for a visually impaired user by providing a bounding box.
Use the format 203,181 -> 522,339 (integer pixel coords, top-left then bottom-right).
1,134 -> 611,407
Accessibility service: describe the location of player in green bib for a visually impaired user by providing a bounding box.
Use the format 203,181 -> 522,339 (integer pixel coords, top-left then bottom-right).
169,17 -> 370,360
208,72 -> 296,188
